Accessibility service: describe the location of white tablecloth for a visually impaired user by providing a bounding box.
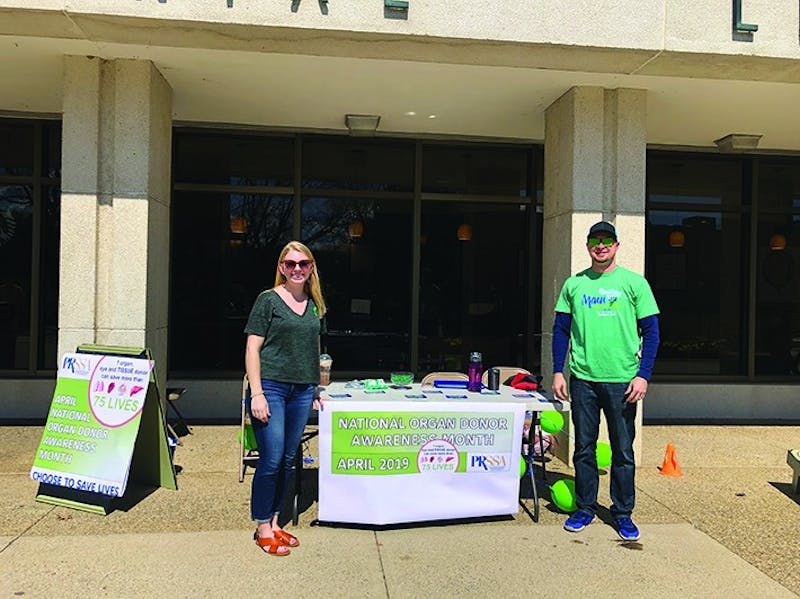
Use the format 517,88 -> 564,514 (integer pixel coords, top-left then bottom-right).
316,382 -> 568,525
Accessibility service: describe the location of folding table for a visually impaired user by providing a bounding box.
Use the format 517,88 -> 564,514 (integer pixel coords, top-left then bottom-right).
318,382 -> 569,523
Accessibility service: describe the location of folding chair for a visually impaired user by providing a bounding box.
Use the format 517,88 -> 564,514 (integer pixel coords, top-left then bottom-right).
295,406 -> 318,524
238,375 -> 319,525
481,365 -> 550,522
239,376 -> 259,483
166,386 -> 191,441
480,366 -> 532,387
420,371 -> 468,387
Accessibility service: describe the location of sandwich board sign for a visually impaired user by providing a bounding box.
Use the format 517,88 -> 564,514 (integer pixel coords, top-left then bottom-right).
30,344 -> 177,514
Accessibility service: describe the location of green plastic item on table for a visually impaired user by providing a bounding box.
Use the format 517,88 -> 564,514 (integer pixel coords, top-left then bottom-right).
363,378 -> 388,391
390,371 -> 414,385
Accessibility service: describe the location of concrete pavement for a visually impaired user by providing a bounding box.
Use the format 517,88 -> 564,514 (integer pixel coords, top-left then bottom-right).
1,424 -> 799,598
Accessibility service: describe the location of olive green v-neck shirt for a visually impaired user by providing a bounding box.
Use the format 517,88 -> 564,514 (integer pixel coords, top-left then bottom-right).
244,289 -> 324,384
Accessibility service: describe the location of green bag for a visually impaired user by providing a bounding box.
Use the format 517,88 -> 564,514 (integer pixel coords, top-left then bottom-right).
239,423 -> 258,452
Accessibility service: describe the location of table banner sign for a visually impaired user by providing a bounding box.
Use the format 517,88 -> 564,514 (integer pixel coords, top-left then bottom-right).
30,352 -> 153,498
319,400 -> 526,524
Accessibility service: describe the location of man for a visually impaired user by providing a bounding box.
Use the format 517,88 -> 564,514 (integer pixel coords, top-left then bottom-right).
551,221 -> 660,541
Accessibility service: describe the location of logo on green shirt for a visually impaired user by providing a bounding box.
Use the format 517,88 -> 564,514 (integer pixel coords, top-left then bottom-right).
581,287 -> 622,316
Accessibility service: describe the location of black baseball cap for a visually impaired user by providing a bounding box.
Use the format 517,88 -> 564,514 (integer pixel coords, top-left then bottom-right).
587,221 -> 617,240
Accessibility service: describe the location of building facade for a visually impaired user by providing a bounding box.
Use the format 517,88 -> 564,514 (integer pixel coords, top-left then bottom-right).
1,1 -> 799,427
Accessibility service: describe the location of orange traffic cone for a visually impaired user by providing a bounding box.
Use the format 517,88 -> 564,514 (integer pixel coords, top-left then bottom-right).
659,443 -> 682,476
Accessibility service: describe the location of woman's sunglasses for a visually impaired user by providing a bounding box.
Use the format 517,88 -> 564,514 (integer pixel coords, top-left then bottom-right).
282,259 -> 313,271
587,237 -> 616,248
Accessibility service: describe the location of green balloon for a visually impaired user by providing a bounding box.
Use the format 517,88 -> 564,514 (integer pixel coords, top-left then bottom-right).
550,479 -> 577,513
596,442 -> 612,469
519,457 -> 527,478
540,411 -> 564,435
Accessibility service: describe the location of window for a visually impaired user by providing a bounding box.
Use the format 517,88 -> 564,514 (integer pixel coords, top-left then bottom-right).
755,161 -> 800,376
422,145 -> 528,196
303,196 -> 413,371
303,139 -> 414,192
419,201 -> 532,372
174,133 -> 293,187
647,152 -> 800,380
647,155 -> 748,376
170,130 -> 542,378
0,119 -> 61,374
170,190 -> 294,371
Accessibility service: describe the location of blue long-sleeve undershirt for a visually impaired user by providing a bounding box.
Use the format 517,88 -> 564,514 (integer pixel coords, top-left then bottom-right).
552,312 -> 572,375
636,314 -> 660,380
552,312 -> 660,381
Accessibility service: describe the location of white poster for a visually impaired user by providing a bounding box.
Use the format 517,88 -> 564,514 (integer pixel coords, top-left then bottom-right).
30,353 -> 153,497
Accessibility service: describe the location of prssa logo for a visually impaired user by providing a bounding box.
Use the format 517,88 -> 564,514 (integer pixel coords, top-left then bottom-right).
467,454 -> 511,473
62,355 -> 92,377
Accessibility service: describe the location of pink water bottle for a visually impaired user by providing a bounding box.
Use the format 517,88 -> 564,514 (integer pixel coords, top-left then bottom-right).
467,352 -> 483,392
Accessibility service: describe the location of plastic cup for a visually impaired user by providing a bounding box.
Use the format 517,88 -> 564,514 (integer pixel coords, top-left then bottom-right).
390,372 -> 414,386
319,353 -> 332,386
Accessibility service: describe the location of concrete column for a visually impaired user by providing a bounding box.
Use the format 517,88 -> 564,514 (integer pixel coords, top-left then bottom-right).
59,56 -> 173,399
605,88 -> 648,274
542,86 -> 647,465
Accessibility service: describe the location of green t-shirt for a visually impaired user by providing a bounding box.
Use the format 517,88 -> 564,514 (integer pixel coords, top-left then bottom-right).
555,266 -> 659,383
244,289 -> 325,385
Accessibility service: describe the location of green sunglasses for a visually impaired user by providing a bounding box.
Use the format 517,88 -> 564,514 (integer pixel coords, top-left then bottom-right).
587,237 -> 616,248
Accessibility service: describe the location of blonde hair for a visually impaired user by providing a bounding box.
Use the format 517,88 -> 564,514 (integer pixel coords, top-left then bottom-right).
273,241 -> 327,319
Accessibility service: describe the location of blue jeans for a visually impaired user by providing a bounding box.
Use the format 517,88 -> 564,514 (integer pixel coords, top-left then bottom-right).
569,377 -> 637,519
247,380 -> 314,522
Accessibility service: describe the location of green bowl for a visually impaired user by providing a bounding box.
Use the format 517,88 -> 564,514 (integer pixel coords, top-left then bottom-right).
390,372 -> 414,385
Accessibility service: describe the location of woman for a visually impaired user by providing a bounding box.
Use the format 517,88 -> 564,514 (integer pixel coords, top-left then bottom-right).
244,241 -> 327,556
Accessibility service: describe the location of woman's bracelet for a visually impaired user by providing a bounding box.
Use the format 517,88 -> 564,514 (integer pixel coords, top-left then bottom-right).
252,392 -> 264,398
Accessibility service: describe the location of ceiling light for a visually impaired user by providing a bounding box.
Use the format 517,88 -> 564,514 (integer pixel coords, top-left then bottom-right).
230,216 -> 247,235
348,219 -> 364,239
345,114 -> 381,137
668,230 -> 685,248
713,134 -> 762,153
769,233 -> 787,251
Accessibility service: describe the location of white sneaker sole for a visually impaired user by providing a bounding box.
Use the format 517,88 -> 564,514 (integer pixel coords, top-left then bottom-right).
616,530 -> 640,541
564,519 -> 594,533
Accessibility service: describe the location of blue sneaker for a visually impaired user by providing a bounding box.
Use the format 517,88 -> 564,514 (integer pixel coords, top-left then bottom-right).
564,509 -> 594,532
615,517 -> 640,541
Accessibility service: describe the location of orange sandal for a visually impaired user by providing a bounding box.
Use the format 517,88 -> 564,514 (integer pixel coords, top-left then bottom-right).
274,530 -> 299,548
254,532 -> 290,556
